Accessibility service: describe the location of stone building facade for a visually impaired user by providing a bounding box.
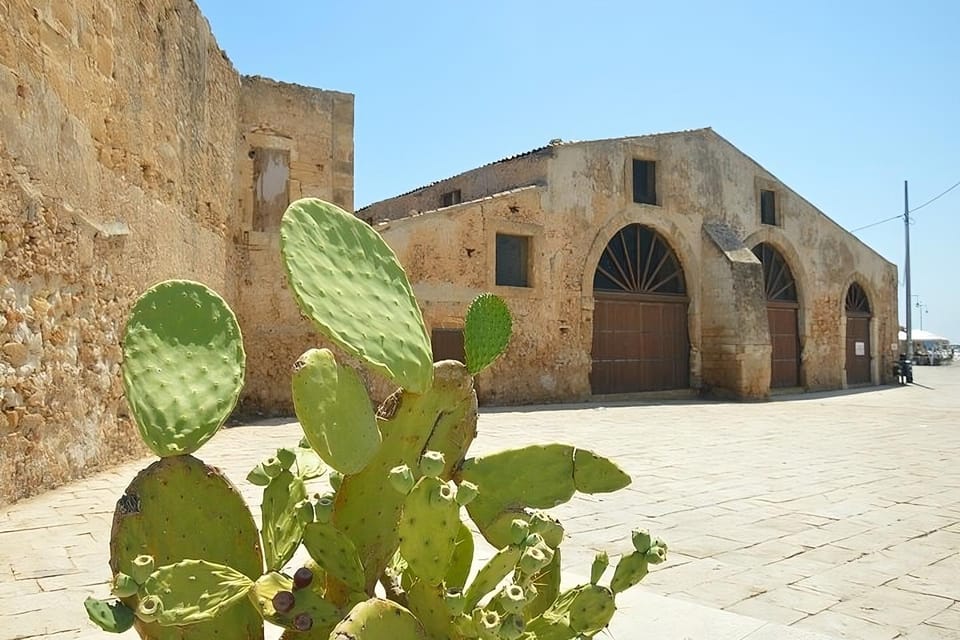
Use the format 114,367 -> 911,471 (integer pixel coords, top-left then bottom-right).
0,0 -> 352,503
360,131 -> 899,404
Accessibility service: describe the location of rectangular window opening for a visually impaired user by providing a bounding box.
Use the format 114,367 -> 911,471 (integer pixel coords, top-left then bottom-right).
632,159 -> 657,205
760,189 -> 777,225
431,328 -> 466,363
495,233 -> 530,287
441,189 -> 462,208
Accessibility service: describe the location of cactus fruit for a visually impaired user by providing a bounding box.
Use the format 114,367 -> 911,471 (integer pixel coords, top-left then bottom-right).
455,480 -> 479,506
293,567 -> 314,590
329,598 -> 429,639
136,595 -> 163,623
529,511 -> 564,548
631,529 -> 652,554
248,571 -> 342,635
280,198 -> 433,393
121,280 -> 244,457
499,583 -> 527,614
130,555 -> 155,584
248,445 -> 325,486
464,293 -> 512,375
292,348 -> 382,474
418,450 -> 446,478
389,464 -> 416,494
136,559 -> 254,626
398,476 -> 460,585
84,597 -> 135,633
111,572 -> 139,598
261,469 -> 309,571
109,455 -> 263,640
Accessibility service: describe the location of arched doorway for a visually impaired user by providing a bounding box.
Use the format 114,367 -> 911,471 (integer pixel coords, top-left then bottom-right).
752,243 -> 801,388
845,283 -> 872,384
591,224 -> 689,394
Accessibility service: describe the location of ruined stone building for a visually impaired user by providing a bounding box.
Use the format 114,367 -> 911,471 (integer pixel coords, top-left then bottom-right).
360,131 -> 898,405
0,0 -> 352,503
0,1 -> 897,504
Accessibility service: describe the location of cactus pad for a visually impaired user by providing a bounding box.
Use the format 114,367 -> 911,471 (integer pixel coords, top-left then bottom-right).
330,598 -> 429,639
109,455 -> 263,639
249,571 -> 342,634
261,470 -> 309,571
464,293 -> 512,374
292,348 -> 382,474
398,477 -> 460,585
280,198 -> 432,392
121,280 -> 244,457
84,597 -> 135,633
302,521 -> 366,593
331,361 -> 476,593
137,559 -> 253,626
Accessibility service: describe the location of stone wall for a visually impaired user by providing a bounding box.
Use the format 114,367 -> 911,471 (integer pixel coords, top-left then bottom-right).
0,0 -> 353,503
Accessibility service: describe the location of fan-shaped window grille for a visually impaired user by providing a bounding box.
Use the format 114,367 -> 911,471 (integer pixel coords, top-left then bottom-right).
752,243 -> 797,302
594,225 -> 685,295
845,283 -> 871,315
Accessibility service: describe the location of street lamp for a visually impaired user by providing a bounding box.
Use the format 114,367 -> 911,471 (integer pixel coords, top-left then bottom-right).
912,295 -> 928,331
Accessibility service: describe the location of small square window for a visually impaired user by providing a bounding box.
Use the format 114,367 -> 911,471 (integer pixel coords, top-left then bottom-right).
760,189 -> 777,225
431,328 -> 465,363
495,233 -> 530,287
441,189 -> 462,207
632,159 -> 657,205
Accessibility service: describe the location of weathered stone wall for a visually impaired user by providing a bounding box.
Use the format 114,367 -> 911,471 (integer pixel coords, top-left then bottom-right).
234,78 -> 354,414
370,129 -> 898,402
0,0 -> 353,503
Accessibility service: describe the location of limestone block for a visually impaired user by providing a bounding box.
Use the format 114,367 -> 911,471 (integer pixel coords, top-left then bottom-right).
2,342 -> 28,367
20,413 -> 43,440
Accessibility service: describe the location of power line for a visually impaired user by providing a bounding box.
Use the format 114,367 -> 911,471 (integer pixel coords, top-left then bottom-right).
851,178 -> 960,233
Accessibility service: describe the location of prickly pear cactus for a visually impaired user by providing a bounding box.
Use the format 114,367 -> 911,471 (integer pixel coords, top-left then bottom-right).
86,199 -> 667,640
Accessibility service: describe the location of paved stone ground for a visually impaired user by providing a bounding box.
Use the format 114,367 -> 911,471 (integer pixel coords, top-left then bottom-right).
2,365 -> 959,639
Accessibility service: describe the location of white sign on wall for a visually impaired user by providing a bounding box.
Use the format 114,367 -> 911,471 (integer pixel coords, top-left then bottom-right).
855,341 -> 865,356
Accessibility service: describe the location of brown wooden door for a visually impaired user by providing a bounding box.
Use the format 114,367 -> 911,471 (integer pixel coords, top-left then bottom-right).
768,303 -> 800,388
591,292 -> 689,393
845,315 -> 871,384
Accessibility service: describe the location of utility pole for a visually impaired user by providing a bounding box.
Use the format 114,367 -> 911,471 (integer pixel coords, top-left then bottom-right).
904,180 -> 912,359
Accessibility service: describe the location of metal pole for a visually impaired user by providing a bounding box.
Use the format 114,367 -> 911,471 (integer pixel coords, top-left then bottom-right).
904,180 -> 912,359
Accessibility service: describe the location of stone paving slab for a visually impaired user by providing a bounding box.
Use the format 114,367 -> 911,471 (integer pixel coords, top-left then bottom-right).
4,365 -> 960,639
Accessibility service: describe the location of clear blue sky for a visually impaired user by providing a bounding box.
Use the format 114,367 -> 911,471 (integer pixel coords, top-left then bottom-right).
197,1 -> 960,342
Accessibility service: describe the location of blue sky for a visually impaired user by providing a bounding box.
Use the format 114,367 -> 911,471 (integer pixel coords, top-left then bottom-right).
197,1 -> 959,342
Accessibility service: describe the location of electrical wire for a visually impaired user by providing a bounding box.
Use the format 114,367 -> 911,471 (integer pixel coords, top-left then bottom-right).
851,178 -> 960,233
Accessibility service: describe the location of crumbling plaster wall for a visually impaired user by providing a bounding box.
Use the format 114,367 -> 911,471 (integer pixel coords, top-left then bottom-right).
234,78 -> 354,414
0,0 -> 352,503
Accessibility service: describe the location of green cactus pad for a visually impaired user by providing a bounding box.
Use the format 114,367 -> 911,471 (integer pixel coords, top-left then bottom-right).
137,559 -> 253,626
121,280 -> 245,457
406,580 -> 452,639
331,361 -> 476,596
398,477 -> 460,585
610,550 -> 648,594
463,545 -> 522,611
280,198 -> 433,392
248,571 -> 342,634
330,598 -> 429,640
445,522 -> 475,590
302,522 -> 366,593
109,455 -> 263,640
292,348 -> 382,474
464,293 -> 513,375
573,449 -> 631,493
262,470 -> 309,571
524,548 -> 561,619
459,445 -> 630,547
84,597 -> 135,633
567,584 -> 616,634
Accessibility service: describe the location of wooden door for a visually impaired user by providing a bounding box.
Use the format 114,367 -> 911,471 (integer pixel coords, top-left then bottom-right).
590,225 -> 689,394
753,243 -> 802,389
845,283 -> 872,385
